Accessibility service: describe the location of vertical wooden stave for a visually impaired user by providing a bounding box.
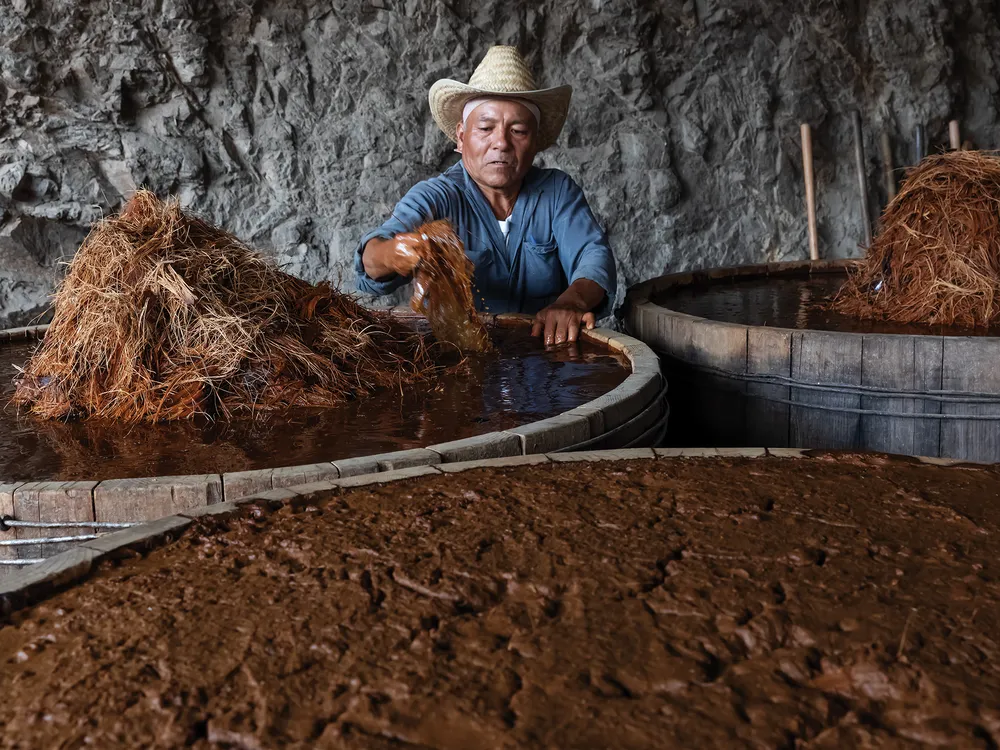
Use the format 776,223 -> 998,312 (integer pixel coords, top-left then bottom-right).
12,482 -> 97,560
790,330 -> 863,450
940,338 -> 1000,462
0,484 -> 19,567
746,327 -> 793,448
859,335 -> 943,457
685,319 -> 749,446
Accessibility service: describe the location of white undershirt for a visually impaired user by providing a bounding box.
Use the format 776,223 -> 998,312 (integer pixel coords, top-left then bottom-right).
498,218 -> 511,243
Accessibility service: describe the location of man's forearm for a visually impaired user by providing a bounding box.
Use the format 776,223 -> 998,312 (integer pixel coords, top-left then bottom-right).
555,278 -> 606,312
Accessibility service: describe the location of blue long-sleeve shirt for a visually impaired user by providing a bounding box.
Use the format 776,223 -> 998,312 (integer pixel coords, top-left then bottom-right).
355,161 -> 616,317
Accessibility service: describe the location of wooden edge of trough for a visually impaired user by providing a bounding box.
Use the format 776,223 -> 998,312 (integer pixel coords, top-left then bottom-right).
0,317 -> 665,539
622,258 -> 853,309
1,446 -> 985,616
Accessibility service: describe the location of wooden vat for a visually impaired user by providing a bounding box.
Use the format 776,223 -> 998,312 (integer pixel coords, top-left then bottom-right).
625,260 -> 1000,462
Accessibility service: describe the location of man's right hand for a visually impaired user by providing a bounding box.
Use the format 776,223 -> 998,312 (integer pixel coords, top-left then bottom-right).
361,232 -> 425,281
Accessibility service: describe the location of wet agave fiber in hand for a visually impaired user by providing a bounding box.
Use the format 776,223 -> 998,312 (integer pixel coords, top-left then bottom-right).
12,191 -> 438,422
831,151 -> 1000,327
409,219 -> 492,353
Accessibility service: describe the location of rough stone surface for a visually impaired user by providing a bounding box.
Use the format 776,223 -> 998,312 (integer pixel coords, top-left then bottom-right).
1,1 -> 999,327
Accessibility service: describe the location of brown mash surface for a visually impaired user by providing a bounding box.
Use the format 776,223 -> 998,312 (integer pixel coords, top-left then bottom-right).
1,454 -> 1000,748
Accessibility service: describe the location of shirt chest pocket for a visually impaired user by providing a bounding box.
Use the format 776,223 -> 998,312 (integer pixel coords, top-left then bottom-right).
522,238 -> 562,298
465,241 -> 496,303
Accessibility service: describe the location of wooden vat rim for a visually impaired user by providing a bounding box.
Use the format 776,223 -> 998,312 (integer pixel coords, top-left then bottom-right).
0,447 -> 986,615
0,314 -> 665,565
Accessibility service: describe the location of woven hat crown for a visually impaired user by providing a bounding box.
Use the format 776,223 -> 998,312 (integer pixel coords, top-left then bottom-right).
467,46 -> 537,92
428,45 -> 572,150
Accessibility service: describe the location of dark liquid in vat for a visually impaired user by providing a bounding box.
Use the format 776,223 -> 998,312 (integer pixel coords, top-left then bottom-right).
0,329 -> 627,482
653,273 -> 1000,337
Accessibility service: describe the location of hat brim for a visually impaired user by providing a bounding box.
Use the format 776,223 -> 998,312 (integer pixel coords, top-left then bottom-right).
429,79 -> 572,151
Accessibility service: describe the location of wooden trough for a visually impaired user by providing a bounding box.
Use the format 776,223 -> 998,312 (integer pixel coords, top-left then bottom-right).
0,316 -> 668,569
624,259 -> 1000,463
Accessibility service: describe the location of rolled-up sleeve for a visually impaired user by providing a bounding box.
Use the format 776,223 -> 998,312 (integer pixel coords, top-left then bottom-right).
551,175 -> 617,318
355,181 -> 444,297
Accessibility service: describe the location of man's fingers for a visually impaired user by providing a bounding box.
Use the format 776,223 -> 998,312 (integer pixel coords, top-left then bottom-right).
555,315 -> 570,345
583,312 -> 596,329
531,318 -> 544,338
566,317 -> 580,344
544,315 -> 557,346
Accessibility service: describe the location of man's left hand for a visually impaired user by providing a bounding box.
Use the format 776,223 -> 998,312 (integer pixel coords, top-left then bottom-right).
532,304 -> 596,345
531,279 -> 606,345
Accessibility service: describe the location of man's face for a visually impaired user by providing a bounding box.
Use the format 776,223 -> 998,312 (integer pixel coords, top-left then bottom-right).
456,99 -> 539,192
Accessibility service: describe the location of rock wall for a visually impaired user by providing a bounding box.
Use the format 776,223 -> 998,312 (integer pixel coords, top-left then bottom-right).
1,0 -> 998,326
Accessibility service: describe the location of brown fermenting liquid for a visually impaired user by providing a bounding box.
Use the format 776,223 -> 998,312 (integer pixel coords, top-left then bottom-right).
0,330 -> 628,481
831,150 -> 1000,327
12,192 -> 436,423
1,454 -> 999,747
410,220 -> 493,353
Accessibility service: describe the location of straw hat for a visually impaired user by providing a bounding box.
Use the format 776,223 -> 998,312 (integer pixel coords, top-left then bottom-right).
429,46 -> 572,151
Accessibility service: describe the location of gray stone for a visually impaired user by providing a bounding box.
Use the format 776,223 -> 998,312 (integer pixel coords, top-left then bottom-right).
81,515 -> 192,556
765,447 -> 809,459
1,1 -> 998,328
330,456 -> 380,479
716,447 -> 767,458
0,484 -> 22,564
438,455 -> 552,473
548,448 -> 656,462
428,432 -> 523,463
332,449 -> 441,478
12,481 -> 97,559
270,463 -> 340,490
222,469 -> 274,502
510,413 -> 592,455
334,465 -> 442,489
375,449 -> 442,471
0,546 -> 103,601
93,475 -> 223,525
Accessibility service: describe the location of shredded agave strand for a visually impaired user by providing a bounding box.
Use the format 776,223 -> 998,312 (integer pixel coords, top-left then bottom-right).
409,219 -> 493,353
830,150 -> 1000,328
12,191 -> 443,422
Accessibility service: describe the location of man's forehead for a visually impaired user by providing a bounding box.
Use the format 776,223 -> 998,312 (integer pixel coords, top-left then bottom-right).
470,99 -> 535,122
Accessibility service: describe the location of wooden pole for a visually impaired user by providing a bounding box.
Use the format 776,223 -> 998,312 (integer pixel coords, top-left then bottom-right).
880,131 -> 897,202
852,111 -> 873,248
800,123 -> 819,261
949,119 -> 961,150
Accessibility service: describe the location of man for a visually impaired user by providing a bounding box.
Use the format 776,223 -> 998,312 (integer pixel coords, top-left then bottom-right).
356,46 -> 616,346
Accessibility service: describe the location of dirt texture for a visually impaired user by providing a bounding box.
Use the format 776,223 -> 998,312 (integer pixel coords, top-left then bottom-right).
1,454 -> 1000,748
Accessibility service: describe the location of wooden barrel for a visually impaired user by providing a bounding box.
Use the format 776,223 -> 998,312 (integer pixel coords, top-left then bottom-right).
624,260 -> 1000,462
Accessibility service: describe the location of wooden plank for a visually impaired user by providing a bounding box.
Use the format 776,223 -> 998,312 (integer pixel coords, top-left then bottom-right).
859,335 -> 942,457
94,475 -> 223,525
0,484 -> 20,564
668,317 -> 748,447
270,462 -> 340,490
13,481 -> 97,560
222,469 -> 274,503
0,546 -> 103,603
746,327 -> 792,448
940,337 -> 1000,463
789,330 -> 863,450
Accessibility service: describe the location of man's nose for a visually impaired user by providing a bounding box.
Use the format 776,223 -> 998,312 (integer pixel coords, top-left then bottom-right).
492,129 -> 512,150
